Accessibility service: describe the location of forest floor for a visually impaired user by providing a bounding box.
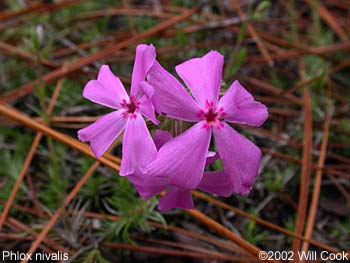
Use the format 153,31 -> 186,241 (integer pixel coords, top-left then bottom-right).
0,0 -> 349,262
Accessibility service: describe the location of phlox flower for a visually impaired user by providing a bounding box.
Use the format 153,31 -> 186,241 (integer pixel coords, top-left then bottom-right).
143,51 -> 268,195
78,44 -> 158,175
127,130 -> 234,210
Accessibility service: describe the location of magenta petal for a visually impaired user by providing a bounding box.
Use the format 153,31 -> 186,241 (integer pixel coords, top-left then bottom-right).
130,44 -> 156,98
139,80 -> 154,101
158,187 -> 194,211
83,65 -> 128,109
213,123 -> 261,195
205,151 -> 219,166
198,171 -> 234,197
147,61 -> 200,122
175,51 -> 223,106
138,95 -> 159,125
138,81 -> 159,125
120,114 -> 157,176
154,130 -> 172,150
78,110 -> 126,157
127,173 -> 168,199
147,122 -> 211,189
218,80 -> 268,126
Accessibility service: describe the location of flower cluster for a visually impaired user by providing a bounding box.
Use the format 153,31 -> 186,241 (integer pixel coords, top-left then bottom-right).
78,44 -> 268,210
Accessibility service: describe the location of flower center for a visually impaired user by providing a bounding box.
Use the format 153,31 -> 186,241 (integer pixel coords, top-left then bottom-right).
126,99 -> 138,114
197,100 -> 225,128
120,96 -> 140,118
204,108 -> 217,123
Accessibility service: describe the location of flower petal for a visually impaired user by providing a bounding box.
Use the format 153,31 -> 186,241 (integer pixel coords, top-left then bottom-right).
130,44 -> 156,98
158,187 -> 194,210
127,173 -> 168,199
205,151 -> 219,166
83,65 -> 129,109
77,110 -> 126,157
198,171 -> 234,197
218,80 -> 268,126
138,81 -> 159,125
154,130 -> 173,150
138,95 -> 159,125
175,50 -> 223,106
213,123 -> 261,195
147,122 -> 211,189
147,61 -> 200,122
120,114 -> 157,176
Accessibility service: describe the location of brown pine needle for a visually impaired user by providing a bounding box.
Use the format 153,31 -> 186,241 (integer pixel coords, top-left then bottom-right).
0,133 -> 42,231
20,161 -> 100,263
0,0 -> 82,22
0,41 -> 58,68
102,241 -> 256,262
185,209 -> 277,263
292,86 -> 313,255
81,211 -> 241,254
136,237 -> 243,262
0,102 -> 120,171
0,77 -> 64,231
304,0 -> 348,44
192,191 -> 340,253
5,217 -> 67,253
300,104 -> 332,256
0,8 -> 196,103
230,0 -> 274,66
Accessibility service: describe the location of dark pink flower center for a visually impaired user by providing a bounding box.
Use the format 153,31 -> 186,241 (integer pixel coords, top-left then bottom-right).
198,100 -> 225,129
120,96 -> 140,119
204,108 -> 217,123
126,99 -> 138,114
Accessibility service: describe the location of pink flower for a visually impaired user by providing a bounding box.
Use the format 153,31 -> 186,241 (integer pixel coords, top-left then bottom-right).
144,51 -> 268,196
78,44 -> 158,176
127,130 -> 234,210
